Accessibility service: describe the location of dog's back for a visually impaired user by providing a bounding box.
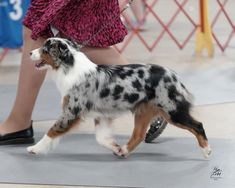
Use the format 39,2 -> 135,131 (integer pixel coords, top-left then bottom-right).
69,63 -> 192,116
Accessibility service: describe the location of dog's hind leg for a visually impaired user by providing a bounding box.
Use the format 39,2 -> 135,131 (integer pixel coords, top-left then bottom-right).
27,95 -> 82,155
95,117 -> 122,155
119,103 -> 158,157
159,109 -> 212,158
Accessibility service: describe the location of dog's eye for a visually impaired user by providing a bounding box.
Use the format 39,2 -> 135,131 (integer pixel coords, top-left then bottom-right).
58,43 -> 67,51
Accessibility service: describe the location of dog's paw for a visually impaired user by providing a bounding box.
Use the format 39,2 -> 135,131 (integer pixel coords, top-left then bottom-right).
27,135 -> 54,155
113,146 -> 126,158
201,145 -> 212,158
27,144 -> 50,155
114,145 -> 129,158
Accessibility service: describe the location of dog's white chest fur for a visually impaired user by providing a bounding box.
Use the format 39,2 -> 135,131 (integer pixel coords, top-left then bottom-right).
52,52 -> 97,96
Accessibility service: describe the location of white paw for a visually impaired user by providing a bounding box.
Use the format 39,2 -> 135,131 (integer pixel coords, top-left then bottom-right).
113,146 -> 123,157
115,145 -> 129,158
27,144 -> 50,155
201,145 -> 212,158
27,135 -> 58,155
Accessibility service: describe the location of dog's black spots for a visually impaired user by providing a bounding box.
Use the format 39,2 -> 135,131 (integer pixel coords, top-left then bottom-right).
72,106 -> 81,116
113,85 -> 124,100
169,110 -> 186,125
168,97 -> 191,124
86,101 -> 93,110
137,69 -> 144,78
146,65 -> 165,87
126,69 -> 134,77
74,97 -> 78,102
144,85 -> 156,100
95,80 -> 99,90
119,73 -> 126,80
168,85 -> 180,102
172,74 -> 177,82
67,119 -> 75,127
59,124 -> 64,130
150,65 -> 165,74
116,69 -> 127,80
53,41 -> 74,67
163,76 -> 171,83
128,64 -> 144,69
124,93 -> 139,103
66,54 -> 74,67
100,88 -> 110,98
44,40 -> 52,50
132,79 -> 142,91
169,106 -> 189,124
113,85 -> 124,96
85,82 -> 90,88
60,52 -> 74,67
157,103 -> 163,108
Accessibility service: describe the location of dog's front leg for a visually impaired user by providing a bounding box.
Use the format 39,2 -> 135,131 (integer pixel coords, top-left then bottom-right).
95,117 -> 122,155
27,95 -> 81,155
27,115 -> 80,155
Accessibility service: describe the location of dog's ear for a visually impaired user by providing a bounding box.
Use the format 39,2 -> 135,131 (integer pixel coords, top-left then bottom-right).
57,42 -> 74,67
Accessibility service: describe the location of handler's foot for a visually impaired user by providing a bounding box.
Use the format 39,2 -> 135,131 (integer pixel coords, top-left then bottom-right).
0,119 -> 34,145
145,117 -> 167,143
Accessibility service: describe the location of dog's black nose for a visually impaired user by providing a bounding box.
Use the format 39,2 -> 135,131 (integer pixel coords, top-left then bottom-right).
29,52 -> 32,56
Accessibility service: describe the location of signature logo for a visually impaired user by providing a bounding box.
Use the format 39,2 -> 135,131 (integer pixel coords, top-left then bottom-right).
210,167 -> 222,180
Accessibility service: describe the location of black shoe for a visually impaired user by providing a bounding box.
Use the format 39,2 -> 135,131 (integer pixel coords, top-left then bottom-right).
145,117 -> 167,143
0,121 -> 35,145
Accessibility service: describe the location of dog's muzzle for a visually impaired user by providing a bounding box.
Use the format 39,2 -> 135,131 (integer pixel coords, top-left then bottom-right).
30,49 -> 46,69
30,49 -> 41,61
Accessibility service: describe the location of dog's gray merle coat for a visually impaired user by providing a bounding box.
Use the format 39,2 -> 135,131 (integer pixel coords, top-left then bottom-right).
45,38 -> 206,143
28,38 -> 210,158
58,62 -> 206,139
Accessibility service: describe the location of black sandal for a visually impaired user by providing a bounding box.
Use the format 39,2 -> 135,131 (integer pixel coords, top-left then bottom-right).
145,117 -> 167,143
0,121 -> 34,145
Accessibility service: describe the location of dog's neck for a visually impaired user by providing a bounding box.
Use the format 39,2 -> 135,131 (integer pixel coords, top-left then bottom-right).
53,50 -> 97,97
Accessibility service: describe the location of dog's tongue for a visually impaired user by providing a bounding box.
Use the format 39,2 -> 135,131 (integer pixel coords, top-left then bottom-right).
35,61 -> 45,68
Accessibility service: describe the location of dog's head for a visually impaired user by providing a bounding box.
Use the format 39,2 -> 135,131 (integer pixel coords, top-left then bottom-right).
30,38 -> 77,71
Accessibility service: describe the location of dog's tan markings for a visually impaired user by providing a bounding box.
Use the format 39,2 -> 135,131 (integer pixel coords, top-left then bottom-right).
175,125 -> 208,148
41,52 -> 59,70
47,117 -> 81,138
158,110 -> 209,148
62,95 -> 70,110
126,103 -> 158,153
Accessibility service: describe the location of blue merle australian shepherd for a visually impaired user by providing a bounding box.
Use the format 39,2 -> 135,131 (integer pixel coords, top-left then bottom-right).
28,37 -> 212,158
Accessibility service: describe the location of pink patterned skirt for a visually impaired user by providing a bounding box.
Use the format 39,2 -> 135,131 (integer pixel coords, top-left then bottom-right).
23,0 -> 127,47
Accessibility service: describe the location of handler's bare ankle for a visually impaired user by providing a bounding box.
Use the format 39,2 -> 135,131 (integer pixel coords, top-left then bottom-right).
0,117 -> 31,134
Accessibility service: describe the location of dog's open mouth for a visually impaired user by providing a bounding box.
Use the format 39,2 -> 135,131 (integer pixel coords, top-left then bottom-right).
35,60 -> 46,69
